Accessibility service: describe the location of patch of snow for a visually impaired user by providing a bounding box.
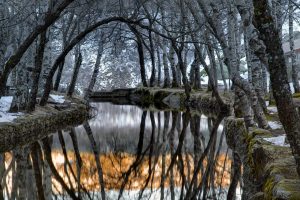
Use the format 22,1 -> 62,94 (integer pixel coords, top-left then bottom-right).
240,72 -> 248,79
268,106 -> 278,113
0,96 -> 13,112
201,76 -> 232,88
0,96 -> 22,122
266,101 -> 269,106
268,121 -> 282,129
264,135 -> 289,147
49,94 -> 65,104
201,76 -> 209,85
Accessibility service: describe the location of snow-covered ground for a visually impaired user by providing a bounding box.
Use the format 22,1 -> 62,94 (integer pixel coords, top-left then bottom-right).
0,96 -> 22,122
264,135 -> 289,147
268,121 -> 283,129
267,106 -> 278,113
49,94 -> 65,104
200,76 -> 231,87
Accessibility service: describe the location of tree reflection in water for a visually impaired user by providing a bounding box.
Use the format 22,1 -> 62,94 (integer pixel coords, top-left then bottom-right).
0,103 -> 238,200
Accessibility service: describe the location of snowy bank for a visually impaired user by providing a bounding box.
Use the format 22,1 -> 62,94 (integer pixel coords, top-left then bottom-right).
0,96 -> 23,122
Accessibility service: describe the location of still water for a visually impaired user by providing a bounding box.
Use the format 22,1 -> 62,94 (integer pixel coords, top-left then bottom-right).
0,103 -> 240,200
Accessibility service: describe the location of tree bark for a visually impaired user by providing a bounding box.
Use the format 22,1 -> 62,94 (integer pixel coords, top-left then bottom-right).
156,45 -> 162,87
216,49 -> 228,91
53,61 -> 65,91
289,0 -> 300,93
149,30 -> 156,87
129,25 -> 148,87
253,0 -> 300,175
85,40 -> 103,98
27,31 -> 47,112
159,40 -> 170,88
67,51 -> 82,97
168,46 -> 179,88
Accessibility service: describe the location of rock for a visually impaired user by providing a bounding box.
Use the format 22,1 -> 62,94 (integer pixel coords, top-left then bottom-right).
54,104 -> 71,110
272,179 -> 300,200
162,93 -> 182,109
249,192 -> 265,200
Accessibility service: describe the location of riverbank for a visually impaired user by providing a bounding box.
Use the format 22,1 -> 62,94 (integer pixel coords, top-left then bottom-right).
90,87 -> 233,116
0,96 -> 89,152
225,117 -> 300,200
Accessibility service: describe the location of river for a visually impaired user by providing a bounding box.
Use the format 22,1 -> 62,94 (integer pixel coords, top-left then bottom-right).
0,102 -> 240,200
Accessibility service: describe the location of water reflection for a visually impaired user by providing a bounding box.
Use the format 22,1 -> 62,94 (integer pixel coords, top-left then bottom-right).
0,103 -> 239,200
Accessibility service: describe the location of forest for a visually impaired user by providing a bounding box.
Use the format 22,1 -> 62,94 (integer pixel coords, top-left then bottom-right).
1,0 -> 300,199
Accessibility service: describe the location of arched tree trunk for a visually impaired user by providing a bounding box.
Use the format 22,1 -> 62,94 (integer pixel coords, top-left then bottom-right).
0,0 -> 75,95
39,17 -> 141,106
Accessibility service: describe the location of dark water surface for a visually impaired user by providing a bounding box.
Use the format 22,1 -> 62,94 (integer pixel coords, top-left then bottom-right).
0,103 -> 240,200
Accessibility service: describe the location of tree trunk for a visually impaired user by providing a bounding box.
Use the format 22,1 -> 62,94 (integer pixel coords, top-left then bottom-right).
227,152 -> 241,200
206,37 -> 218,87
261,63 -> 268,94
171,41 -> 191,100
216,50 -> 228,91
149,30 -> 156,87
156,45 -> 162,87
129,25 -> 148,87
160,41 -> 170,88
85,40 -> 103,98
253,0 -> 300,176
27,31 -> 47,112
168,46 -> 179,88
53,61 -> 65,91
67,51 -> 82,97
9,62 -> 29,112
289,0 -> 300,93
249,50 -> 268,113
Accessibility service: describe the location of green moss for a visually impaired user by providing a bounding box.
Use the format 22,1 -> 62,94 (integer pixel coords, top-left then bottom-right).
263,177 -> 275,200
251,128 -> 273,137
269,100 -> 276,106
292,93 -> 300,98
273,180 -> 300,200
265,110 -> 279,121
268,163 -> 296,180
